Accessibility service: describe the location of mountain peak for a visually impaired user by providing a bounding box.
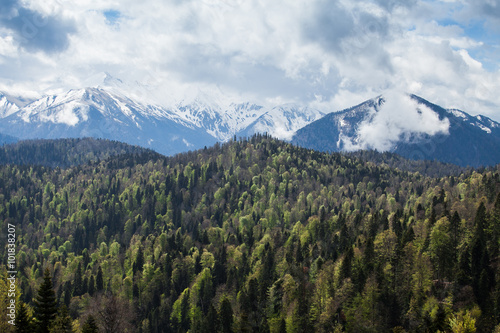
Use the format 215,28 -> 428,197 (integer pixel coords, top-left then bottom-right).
3,79 -> 499,167
292,92 -> 500,167
82,72 -> 124,89
0,93 -> 23,118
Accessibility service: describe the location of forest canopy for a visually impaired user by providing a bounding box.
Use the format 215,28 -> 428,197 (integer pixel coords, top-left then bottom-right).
0,135 -> 499,332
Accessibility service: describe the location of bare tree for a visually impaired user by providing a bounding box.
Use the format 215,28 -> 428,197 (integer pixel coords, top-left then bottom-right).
87,293 -> 135,333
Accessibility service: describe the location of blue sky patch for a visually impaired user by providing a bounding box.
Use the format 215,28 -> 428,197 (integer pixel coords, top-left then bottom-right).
104,10 -> 121,25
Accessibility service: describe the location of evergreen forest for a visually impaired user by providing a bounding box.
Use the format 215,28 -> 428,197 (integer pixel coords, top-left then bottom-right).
1,135 -> 500,332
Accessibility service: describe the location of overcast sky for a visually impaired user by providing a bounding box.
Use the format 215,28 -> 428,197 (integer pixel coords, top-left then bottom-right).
0,0 -> 499,120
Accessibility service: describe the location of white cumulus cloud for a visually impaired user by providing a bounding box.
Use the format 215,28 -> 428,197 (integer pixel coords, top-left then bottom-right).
0,0 -> 499,122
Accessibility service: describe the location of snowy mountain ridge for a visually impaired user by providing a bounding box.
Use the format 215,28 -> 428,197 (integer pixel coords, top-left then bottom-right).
291,93 -> 500,167
3,74 -> 500,166
0,74 -> 326,155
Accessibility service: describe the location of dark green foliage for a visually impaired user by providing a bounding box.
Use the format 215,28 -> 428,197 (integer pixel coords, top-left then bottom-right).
15,301 -> 33,333
88,275 -> 95,296
278,318 -> 287,333
219,297 -> 233,333
134,246 -> 144,274
346,149 -> 468,177
81,315 -> 99,333
205,304 -> 219,333
0,137 -> 160,168
49,306 -> 72,333
0,135 -> 499,332
33,268 -> 58,333
73,262 -> 83,297
96,266 -> 104,292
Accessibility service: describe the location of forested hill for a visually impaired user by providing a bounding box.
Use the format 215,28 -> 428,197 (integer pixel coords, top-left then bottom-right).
0,132 -> 17,145
0,137 -> 161,168
0,135 -> 499,332
344,150 -> 469,178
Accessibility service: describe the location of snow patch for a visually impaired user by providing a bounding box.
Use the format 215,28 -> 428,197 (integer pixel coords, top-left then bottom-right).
473,122 -> 492,134
489,120 -> 499,128
448,109 -> 467,120
339,117 -> 347,128
0,95 -> 20,118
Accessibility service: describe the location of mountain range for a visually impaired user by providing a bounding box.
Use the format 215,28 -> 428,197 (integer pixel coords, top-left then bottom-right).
0,74 -> 326,155
291,94 -> 500,167
0,74 -> 499,167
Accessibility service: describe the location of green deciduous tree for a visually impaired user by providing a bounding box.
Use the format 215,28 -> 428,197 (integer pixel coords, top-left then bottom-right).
429,217 -> 454,280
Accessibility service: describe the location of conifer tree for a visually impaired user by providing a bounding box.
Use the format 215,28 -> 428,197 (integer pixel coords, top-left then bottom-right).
96,266 -> 104,292
81,315 -> 99,333
34,268 -> 58,333
135,246 -> 144,272
205,304 -> 219,333
88,275 -> 95,296
49,305 -> 72,333
219,297 -> 233,333
73,262 -> 83,296
15,301 -> 33,333
278,318 -> 287,333
62,282 -> 71,307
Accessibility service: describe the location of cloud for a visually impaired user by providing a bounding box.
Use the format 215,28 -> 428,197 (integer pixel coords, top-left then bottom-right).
301,1 -> 392,72
372,0 -> 417,11
343,91 -> 450,151
0,0 -> 499,124
302,1 -> 358,52
472,0 -> 500,20
0,0 -> 76,54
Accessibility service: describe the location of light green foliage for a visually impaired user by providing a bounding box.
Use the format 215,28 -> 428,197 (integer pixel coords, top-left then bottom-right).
429,217 -> 454,279
449,310 -> 477,333
0,135 -> 498,332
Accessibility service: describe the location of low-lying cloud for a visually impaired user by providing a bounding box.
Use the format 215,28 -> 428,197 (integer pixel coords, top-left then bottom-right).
343,91 -> 450,152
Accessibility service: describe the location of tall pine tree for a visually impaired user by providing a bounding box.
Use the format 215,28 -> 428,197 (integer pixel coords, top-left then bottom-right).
96,266 -> 104,292
33,268 -> 58,333
219,297 -> 233,333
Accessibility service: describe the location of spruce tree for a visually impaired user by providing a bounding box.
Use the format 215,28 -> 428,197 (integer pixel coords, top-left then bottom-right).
96,266 -> 104,292
219,297 -> 233,333
278,318 -> 287,333
88,275 -> 95,296
34,268 -> 58,333
15,301 -> 33,333
81,315 -> 99,333
205,304 -> 219,333
73,262 -> 83,296
49,305 -> 72,333
63,282 -> 71,307
135,246 -> 144,272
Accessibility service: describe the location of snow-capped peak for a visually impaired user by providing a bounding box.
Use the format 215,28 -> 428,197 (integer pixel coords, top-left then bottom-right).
237,103 -> 327,141
0,91 -> 35,118
0,93 -> 20,118
0,73 -> 332,154
446,108 -> 499,134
